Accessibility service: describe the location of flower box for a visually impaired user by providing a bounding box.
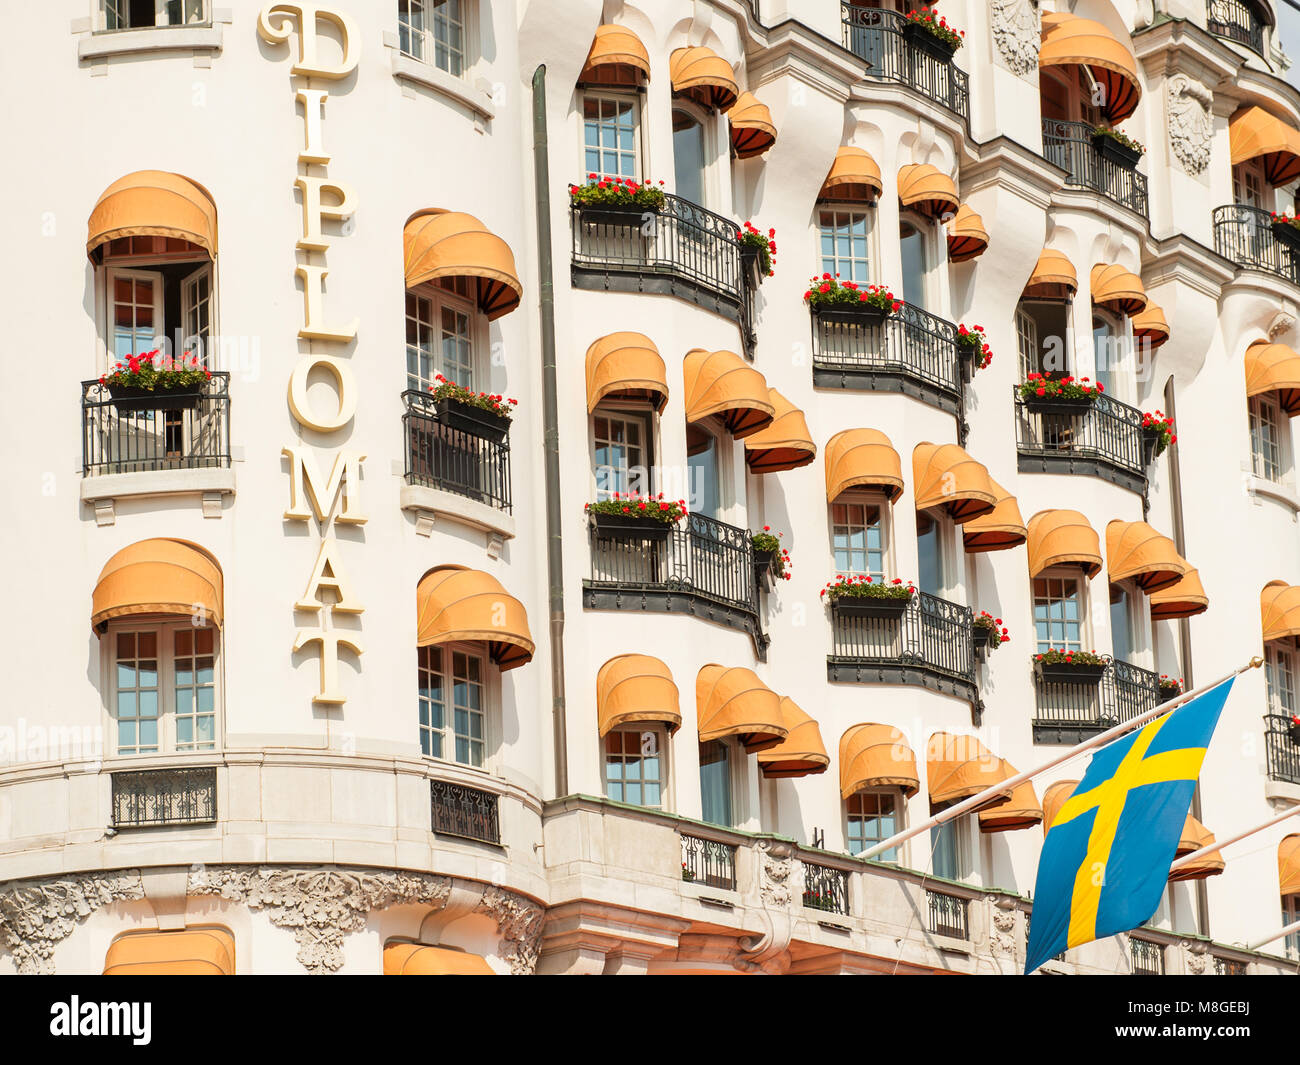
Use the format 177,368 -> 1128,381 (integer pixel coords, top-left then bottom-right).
1035,660 -> 1106,685
580,203 -> 658,230
589,511 -> 673,542
903,21 -> 958,61
1090,132 -> 1142,170
106,383 -> 203,412
1273,220 -> 1300,251
831,595 -> 911,620
1141,427 -> 1163,467
1288,719 -> 1300,746
433,397 -> 511,442
753,546 -> 777,582
972,626 -> 997,654
814,303 -> 888,327
1022,394 -> 1095,417
741,242 -> 765,285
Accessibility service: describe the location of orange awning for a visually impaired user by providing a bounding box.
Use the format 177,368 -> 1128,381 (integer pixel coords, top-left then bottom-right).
1023,248 -> 1077,300
757,697 -> 829,778
744,389 -> 816,473
1261,580 -> 1300,643
912,442 -> 997,523
1041,779 -> 1079,836
1244,340 -> 1300,417
383,941 -> 495,975
669,46 -> 738,111
926,733 -> 1016,814
1229,106 -> 1300,187
1090,263 -> 1147,317
403,210 -> 522,321
978,772 -> 1043,834
416,565 -> 534,670
585,332 -> 669,413
103,928 -> 234,975
962,479 -> 1026,553
819,146 -> 883,203
87,170 -> 217,263
1149,567 -> 1208,620
696,664 -> 787,752
1027,510 -> 1102,579
1168,815 -> 1224,883
579,24 -> 651,84
729,92 -> 776,158
92,538 -> 223,633
824,428 -> 904,503
946,204 -> 989,263
1106,520 -> 1186,594
839,724 -> 920,798
1280,834 -> 1300,896
897,163 -> 959,220
683,348 -> 774,438
596,653 -> 681,736
1131,302 -> 1170,350
1040,13 -> 1141,123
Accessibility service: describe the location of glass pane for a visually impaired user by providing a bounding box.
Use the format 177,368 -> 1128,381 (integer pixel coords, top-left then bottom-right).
899,222 -> 927,310
672,111 -> 705,205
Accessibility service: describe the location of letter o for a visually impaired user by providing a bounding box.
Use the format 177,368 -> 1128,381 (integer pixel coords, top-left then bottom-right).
288,354 -> 356,432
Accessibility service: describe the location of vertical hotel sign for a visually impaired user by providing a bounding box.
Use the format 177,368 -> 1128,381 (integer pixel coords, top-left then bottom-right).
258,4 -> 365,705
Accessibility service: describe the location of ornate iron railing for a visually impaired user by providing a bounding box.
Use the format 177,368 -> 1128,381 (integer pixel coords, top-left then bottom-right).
1264,715 -> 1300,786
1213,955 -> 1248,975
82,373 -> 231,477
1032,657 -> 1162,743
680,832 -> 737,890
1213,203 -> 1300,286
1130,937 -> 1166,975
841,3 -> 969,121
1013,388 -> 1148,493
110,767 -> 217,828
926,889 -> 969,940
402,390 -> 512,512
1041,119 -> 1149,218
1207,0 -> 1267,55
430,780 -> 500,845
802,861 -> 850,916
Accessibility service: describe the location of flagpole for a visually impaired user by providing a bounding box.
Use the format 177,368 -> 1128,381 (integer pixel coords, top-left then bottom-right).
855,657 -> 1262,864
1169,804 -> 1300,872
1248,919 -> 1300,952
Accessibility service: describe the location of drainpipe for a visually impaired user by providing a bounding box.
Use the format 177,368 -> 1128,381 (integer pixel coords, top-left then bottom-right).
533,65 -> 568,796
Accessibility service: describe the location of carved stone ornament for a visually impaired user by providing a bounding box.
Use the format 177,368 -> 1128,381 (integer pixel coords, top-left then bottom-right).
1168,74 -> 1214,176
990,905 -> 1018,957
0,870 -> 145,974
991,0 -> 1040,77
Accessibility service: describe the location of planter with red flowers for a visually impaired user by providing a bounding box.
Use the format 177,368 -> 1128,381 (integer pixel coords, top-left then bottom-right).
569,175 -> 667,229
806,277 -> 902,327
738,221 -> 777,284
102,350 -> 212,411
1034,648 -> 1106,685
1018,373 -> 1103,416
802,887 -> 838,913
902,7 -> 964,61
1289,715 -> 1300,745
972,611 -> 1008,657
1141,410 -> 1176,465
823,575 -> 916,619
1089,127 -> 1144,171
1271,212 -> 1300,251
585,493 -> 687,542
955,323 -> 992,382
429,376 -> 517,442
1158,675 -> 1184,705
752,527 -> 792,590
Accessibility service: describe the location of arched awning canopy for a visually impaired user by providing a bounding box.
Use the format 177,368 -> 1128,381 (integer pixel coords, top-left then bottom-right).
825,429 -> 904,503
757,697 -> 829,778
87,170 -> 218,263
820,146 -> 883,203
1280,834 -> 1300,896
912,442 -> 997,523
1090,263 -> 1147,317
579,23 -> 651,85
897,163 -> 960,220
729,92 -> 777,158
683,348 -> 775,439
1261,580 -> 1300,644
744,389 -> 816,473
1149,566 -> 1208,621
416,565 -> 534,670
1041,779 -> 1079,836
596,653 -> 682,736
1245,340 -> 1300,417
839,724 -> 920,799
926,733 -> 1016,815
946,204 -> 989,263
669,46 -> 738,112
92,538 -> 224,633
1131,302 -> 1170,350
383,942 -> 495,975
1229,105 -> 1300,187
1106,520 -> 1186,594
1023,248 -> 1077,300
1168,815 -> 1224,883
962,478 -> 1027,553
585,332 -> 669,413
403,210 -> 522,321
1039,12 -> 1141,123
696,664 -> 787,752
1027,510 -> 1102,579
103,928 -> 234,975
978,772 -> 1043,834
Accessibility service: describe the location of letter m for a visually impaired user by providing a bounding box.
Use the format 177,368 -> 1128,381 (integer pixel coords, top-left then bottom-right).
283,446 -> 367,524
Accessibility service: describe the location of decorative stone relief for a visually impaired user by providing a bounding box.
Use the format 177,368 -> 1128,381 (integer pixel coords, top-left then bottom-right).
989,904 -> 1018,957
757,840 -> 794,908
1268,310 -> 1297,340
1168,74 -> 1214,176
0,870 -> 145,974
739,840 -> 796,970
475,884 -> 545,975
991,0 -> 1040,77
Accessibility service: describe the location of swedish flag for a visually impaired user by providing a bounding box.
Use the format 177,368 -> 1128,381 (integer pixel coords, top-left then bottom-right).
1024,679 -> 1234,974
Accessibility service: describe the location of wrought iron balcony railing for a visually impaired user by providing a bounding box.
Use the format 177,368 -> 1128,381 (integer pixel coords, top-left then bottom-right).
1207,0 -> 1267,56
1032,657 -> 1162,744
811,302 -> 963,417
82,373 -> 231,477
1214,203 -> 1300,286
827,590 -> 978,707
841,3 -> 969,121
802,861 -> 850,917
1013,388 -> 1148,495
402,390 -> 512,512
1041,119 -> 1149,219
1130,937 -> 1166,975
110,766 -> 217,828
1264,714 -> 1300,786
681,832 -> 737,891
926,889 -> 970,940
430,779 -> 501,845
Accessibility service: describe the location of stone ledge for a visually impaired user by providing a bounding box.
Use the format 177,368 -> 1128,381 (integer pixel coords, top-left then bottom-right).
1264,778 -> 1300,804
399,483 -> 515,555
80,467 -> 236,525
1248,473 -> 1300,516
77,25 -> 224,62
383,34 -> 496,122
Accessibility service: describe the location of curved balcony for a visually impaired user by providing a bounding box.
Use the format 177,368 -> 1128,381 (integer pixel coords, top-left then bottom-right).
1213,203 -> 1300,287
840,3 -> 969,122
1013,388 -> 1149,495
1207,0 -> 1268,57
1032,656 -> 1161,744
1041,119 -> 1149,219
1264,714 -> 1300,786
403,390 -> 512,512
82,373 -> 231,476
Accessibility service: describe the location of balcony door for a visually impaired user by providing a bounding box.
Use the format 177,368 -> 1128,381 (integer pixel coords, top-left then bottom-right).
672,107 -> 706,208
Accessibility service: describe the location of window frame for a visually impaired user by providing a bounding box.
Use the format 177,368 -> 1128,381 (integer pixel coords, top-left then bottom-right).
830,489 -> 891,581
404,278 -> 485,393
670,99 -> 713,209
103,265 -> 165,369
590,403 -> 655,501
686,416 -> 735,522
897,208 -> 935,313
416,639 -> 498,771
580,89 -> 644,183
1265,643 -> 1297,716
1249,392 -> 1291,484
816,205 -> 874,286
397,0 -> 472,79
915,507 -> 956,599
1032,568 -> 1090,654
601,724 -> 669,810
698,736 -> 737,828
99,0 -> 210,32
1090,306 -> 1132,403
929,813 -> 971,882
845,789 -> 902,862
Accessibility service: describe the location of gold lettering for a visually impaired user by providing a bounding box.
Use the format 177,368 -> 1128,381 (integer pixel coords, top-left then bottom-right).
296,88 -> 331,164
287,353 -> 357,431
293,627 -> 363,704
257,2 -> 360,80
283,446 -> 367,524
295,264 -> 359,341
295,176 -> 356,252
296,537 -> 365,614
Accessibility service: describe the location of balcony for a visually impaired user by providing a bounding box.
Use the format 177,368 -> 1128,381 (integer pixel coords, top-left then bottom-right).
403,391 -> 512,511
1130,936 -> 1166,975
570,192 -> 755,354
827,590 -> 978,708
82,373 -> 231,476
1213,203 -> 1300,287
582,512 -> 768,657
840,3 -> 969,122
1032,657 -> 1162,744
430,780 -> 501,845
680,832 -> 738,891
1264,715 -> 1300,787
811,303 -> 964,420
1041,119 -> 1149,219
1207,0 -> 1267,57
1013,388 -> 1149,495
110,767 -> 217,828
925,889 -> 970,940
802,861 -> 851,917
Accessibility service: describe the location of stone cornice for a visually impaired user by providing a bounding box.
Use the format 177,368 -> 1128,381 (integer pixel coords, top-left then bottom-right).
845,79 -> 968,151
1131,16 -> 1243,86
743,22 -> 863,104
960,136 -> 1066,210
1142,232 -> 1236,300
